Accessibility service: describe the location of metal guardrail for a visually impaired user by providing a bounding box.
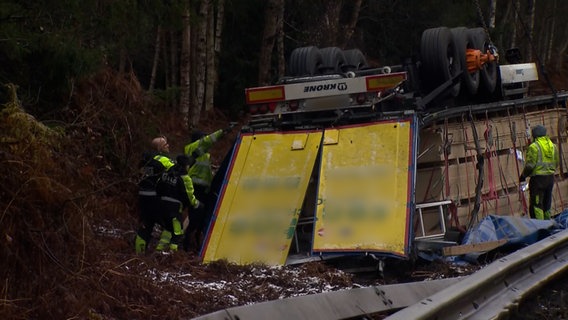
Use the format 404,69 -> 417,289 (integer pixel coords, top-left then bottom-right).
386,229 -> 568,320
192,278 -> 462,320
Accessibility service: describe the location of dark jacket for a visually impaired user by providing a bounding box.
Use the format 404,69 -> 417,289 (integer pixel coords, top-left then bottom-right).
156,164 -> 200,209
139,152 -> 175,192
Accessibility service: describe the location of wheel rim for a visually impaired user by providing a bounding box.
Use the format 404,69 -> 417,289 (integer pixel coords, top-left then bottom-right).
469,28 -> 497,94
452,27 -> 480,95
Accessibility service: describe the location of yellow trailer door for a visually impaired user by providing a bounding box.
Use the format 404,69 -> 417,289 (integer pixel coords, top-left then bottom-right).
313,117 -> 417,257
202,130 -> 323,265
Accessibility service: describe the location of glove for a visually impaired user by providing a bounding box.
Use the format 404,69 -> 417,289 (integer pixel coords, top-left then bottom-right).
520,181 -> 528,192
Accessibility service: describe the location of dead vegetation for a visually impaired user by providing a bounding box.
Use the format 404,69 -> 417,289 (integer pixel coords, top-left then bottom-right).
0,69 -> 355,319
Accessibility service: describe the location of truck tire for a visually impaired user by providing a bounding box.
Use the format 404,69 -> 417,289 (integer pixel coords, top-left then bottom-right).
343,49 -> 369,71
451,27 -> 479,96
288,46 -> 323,76
420,27 -> 461,98
468,28 -> 497,94
320,47 -> 346,74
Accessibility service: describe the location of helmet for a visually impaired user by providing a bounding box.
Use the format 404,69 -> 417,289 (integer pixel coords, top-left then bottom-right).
531,125 -> 547,139
191,130 -> 205,142
151,136 -> 169,152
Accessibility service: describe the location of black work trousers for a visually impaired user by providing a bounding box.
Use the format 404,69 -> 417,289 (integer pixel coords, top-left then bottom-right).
528,174 -> 554,220
136,193 -> 163,242
160,198 -> 184,247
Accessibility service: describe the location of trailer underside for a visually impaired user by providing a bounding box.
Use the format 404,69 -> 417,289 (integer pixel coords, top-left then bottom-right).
200,91 -> 568,266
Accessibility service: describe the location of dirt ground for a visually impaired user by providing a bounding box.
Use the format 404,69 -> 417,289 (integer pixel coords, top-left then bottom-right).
94,230 -> 481,318
513,273 -> 568,320
1,67 -> 567,319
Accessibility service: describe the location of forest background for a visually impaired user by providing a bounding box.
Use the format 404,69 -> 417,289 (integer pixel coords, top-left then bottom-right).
2,0 -> 568,127
1,0 -> 568,319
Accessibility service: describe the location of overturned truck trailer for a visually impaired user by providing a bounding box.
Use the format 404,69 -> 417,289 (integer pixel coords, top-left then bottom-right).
201,26 -> 568,266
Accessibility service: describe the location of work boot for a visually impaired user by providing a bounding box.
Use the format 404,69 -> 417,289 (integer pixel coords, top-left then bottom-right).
134,234 -> 147,254
156,230 -> 172,251
534,207 -> 544,220
170,218 -> 183,252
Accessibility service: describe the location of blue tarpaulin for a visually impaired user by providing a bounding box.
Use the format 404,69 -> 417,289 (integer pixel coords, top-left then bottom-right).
554,209 -> 568,229
463,215 -> 558,245
459,210 -> 568,261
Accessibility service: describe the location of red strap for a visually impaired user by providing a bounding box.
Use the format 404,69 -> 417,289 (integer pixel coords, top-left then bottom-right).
443,118 -> 451,199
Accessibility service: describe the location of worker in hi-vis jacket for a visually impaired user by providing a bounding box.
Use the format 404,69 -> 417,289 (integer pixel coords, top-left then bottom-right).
156,154 -> 202,251
520,125 -> 559,220
135,136 -> 175,254
183,125 -> 233,252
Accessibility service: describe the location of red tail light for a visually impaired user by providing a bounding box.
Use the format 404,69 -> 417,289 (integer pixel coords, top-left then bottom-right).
268,102 -> 277,112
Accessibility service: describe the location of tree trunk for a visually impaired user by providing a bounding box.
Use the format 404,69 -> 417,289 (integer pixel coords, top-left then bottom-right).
543,20 -> 551,65
511,0 -> 520,48
322,0 -> 342,46
276,0 -> 285,78
497,0 -> 512,52
149,25 -> 162,92
205,4 -> 215,112
339,0 -> 362,48
556,28 -> 568,69
488,0 -> 496,29
214,0 -> 225,92
258,0 -> 284,86
170,30 -> 177,88
170,29 -> 179,110
190,0 -> 210,128
190,21 -> 198,128
539,29 -> 546,65
162,31 -> 170,106
180,10 -> 191,125
526,0 -> 536,61
546,0 -> 557,64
